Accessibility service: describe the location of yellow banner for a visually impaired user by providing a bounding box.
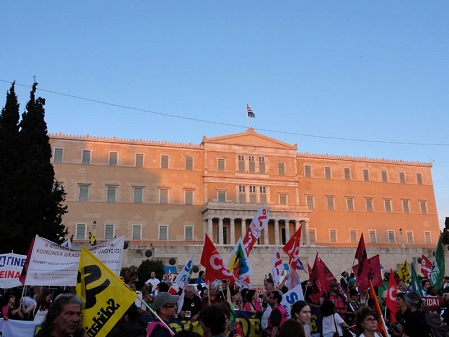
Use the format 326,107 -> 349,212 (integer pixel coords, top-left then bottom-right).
396,260 -> 411,282
76,246 -> 137,337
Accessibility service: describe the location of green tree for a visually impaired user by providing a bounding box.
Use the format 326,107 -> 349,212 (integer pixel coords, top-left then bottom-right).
137,259 -> 165,282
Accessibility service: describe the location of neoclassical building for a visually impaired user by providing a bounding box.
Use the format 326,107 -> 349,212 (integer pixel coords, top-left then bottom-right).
49,128 -> 440,263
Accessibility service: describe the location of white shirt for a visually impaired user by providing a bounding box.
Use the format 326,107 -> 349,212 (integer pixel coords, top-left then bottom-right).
134,290 -> 147,310
261,305 -> 272,330
322,313 -> 344,336
147,277 -> 160,288
33,309 -> 48,322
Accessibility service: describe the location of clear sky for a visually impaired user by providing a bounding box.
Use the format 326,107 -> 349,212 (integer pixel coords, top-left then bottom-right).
1,1 -> 448,228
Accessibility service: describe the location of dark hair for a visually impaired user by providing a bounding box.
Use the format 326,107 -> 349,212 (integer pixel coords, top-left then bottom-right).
198,305 -> 226,335
279,319 -> 306,337
320,300 -> 335,317
215,302 -> 231,318
405,291 -> 422,309
125,303 -> 139,320
396,292 -> 406,301
41,293 -> 83,331
291,300 -> 309,319
246,289 -> 257,302
134,280 -> 145,291
356,307 -> 379,331
37,289 -> 52,311
271,291 -> 283,304
158,282 -> 169,293
265,279 -> 274,286
241,288 -> 249,301
199,271 -> 205,278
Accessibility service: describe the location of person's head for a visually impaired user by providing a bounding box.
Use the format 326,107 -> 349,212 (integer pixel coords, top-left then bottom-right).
396,292 -> 406,309
349,288 -> 359,300
405,291 -> 422,311
422,279 -> 431,290
122,303 -> 139,321
246,289 -> 258,303
240,288 -> 249,301
42,293 -> 83,335
129,280 -> 137,292
264,278 -> 275,291
198,305 -> 226,337
443,293 -> 449,304
356,306 -> 379,333
38,289 -> 52,309
151,271 -> 156,279
134,280 -> 145,291
427,286 -> 438,296
184,285 -> 196,299
329,282 -> 339,293
201,287 -> 208,298
279,319 -> 306,337
291,300 -> 311,325
153,292 -> 179,320
341,271 -> 349,278
209,285 -> 218,297
198,271 -> 205,279
319,300 -> 335,317
158,282 -> 169,293
269,290 -> 282,306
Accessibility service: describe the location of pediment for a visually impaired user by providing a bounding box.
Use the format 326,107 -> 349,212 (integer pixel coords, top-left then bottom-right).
202,128 -> 297,150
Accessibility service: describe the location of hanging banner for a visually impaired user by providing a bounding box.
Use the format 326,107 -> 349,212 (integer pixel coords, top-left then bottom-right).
0,253 -> 27,289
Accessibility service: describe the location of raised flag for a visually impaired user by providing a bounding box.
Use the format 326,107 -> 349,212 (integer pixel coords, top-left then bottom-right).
201,234 -> 234,283
431,235 -> 445,288
247,104 -> 255,118
283,225 -> 302,270
88,231 -> 97,246
270,247 -> 284,287
286,268 -> 302,291
355,233 -> 368,278
421,254 -> 432,279
227,237 -> 252,283
19,237 -> 34,285
307,263 -> 313,276
385,269 -> 398,323
175,255 -> 194,290
369,280 -> 389,337
296,258 -> 307,273
242,205 -> 268,255
309,254 -> 330,303
410,263 -> 422,297
76,246 -> 137,337
353,255 -> 382,292
396,260 -> 411,282
61,238 -> 72,248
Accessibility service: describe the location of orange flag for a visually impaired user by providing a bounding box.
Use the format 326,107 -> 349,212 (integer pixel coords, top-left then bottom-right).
369,280 -> 389,337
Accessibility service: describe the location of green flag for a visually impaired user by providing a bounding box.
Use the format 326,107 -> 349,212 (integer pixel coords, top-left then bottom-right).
430,235 -> 445,288
410,263 -> 422,296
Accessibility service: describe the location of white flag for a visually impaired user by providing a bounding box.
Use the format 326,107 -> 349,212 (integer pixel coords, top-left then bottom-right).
270,247 -> 284,287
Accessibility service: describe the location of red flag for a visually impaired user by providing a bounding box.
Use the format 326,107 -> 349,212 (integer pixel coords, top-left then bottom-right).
282,225 -> 302,270
369,280 -> 389,337
200,234 -> 234,283
242,206 -> 268,255
386,269 -> 398,323
19,237 -> 35,285
353,255 -> 382,292
309,254 -> 331,303
355,233 -> 368,278
307,263 -> 313,276
421,254 -> 432,279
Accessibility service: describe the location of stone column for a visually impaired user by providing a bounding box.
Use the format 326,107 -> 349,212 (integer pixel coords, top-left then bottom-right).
208,218 -> 213,241
264,222 -> 269,245
285,220 -> 290,242
230,218 -> 235,245
241,219 -> 246,237
304,220 -> 310,246
274,219 -> 280,246
218,217 -> 224,245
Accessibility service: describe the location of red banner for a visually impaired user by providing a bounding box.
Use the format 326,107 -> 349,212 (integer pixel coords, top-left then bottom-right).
200,234 -> 234,283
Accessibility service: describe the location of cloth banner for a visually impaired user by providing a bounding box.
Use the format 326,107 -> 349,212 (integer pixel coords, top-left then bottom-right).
385,269 -> 398,323
282,225 -> 302,270
421,254 -> 432,279
0,318 -> 40,337
201,234 -> 234,283
22,235 -> 125,286
0,253 -> 26,288
242,205 -> 268,255
270,247 -> 283,287
396,260 -> 411,282
227,237 -> 253,283
280,283 -> 304,317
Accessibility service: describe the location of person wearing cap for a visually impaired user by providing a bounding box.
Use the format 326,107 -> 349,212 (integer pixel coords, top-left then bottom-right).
147,292 -> 179,337
320,282 -> 348,321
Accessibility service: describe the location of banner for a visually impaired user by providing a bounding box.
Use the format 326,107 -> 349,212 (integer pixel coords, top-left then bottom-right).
385,269 -> 398,323
76,246 -> 137,337
21,235 -> 125,286
410,263 -> 423,297
421,254 -> 432,279
282,225 -> 302,270
227,237 -> 252,282
201,234 -> 234,283
0,318 -> 40,337
175,255 -> 194,290
431,235 -> 445,288
280,283 -> 304,318
270,247 -> 283,287
353,255 -> 382,292
242,205 -> 269,255
0,253 -> 26,289
396,260 -> 411,282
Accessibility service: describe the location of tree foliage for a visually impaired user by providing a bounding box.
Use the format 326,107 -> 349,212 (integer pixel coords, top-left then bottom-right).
137,259 -> 165,282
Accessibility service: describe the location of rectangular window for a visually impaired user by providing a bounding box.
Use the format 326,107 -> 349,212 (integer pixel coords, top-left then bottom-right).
136,154 -> 144,168
76,224 -> 86,240
366,198 -> 373,212
420,200 -> 428,214
238,155 -> 245,173
109,152 -> 118,166
388,230 -> 396,243
326,196 -> 334,210
417,173 -> 423,185
329,229 -> 337,242
239,185 -> 246,203
133,187 -> 143,203
324,166 -> 331,179
349,230 -> 357,243
54,148 -> 63,163
402,199 -> 410,213
82,150 -> 91,164
399,172 -> 406,184
218,191 -> 226,202
105,224 -> 114,239
132,225 -> 141,240
278,163 -> 285,175
344,168 -> 351,180
259,157 -> 265,174
159,226 -> 168,240
107,186 -> 116,202
363,169 -> 369,181
306,196 -> 314,210
185,226 -> 193,241
248,156 -> 255,173
384,199 -> 392,212
159,189 -> 168,204
309,229 -> 316,243
249,186 -> 256,203
279,194 -> 287,205
346,197 -> 354,211
260,186 -> 266,204
381,170 -> 388,182
185,190 -> 193,205
406,231 -> 414,243
185,156 -> 193,170
304,165 -> 311,178
369,230 -> 377,243
218,158 -> 225,172
161,155 -> 169,169
424,231 -> 431,244
79,185 -> 89,201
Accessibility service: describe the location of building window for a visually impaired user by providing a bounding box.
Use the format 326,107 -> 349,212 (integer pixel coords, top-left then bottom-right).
388,230 -> 396,243
424,231 -> 431,244
76,224 -> 86,240
306,196 -> 314,210
363,169 -> 369,181
132,225 -> 141,240
109,152 -> 118,166
346,197 -> 354,211
309,229 -> 316,243
384,199 -> 392,213
260,186 -> 266,204
324,167 -> 331,179
159,226 -> 168,240
278,163 -> 285,175
329,229 -> 337,242
107,186 -> 116,202
218,191 -> 226,202
420,200 -> 427,214
402,199 -> 410,213
344,168 -> 351,180
54,148 -> 63,163
248,156 -> 255,173
133,187 -> 143,203
381,170 -> 388,182
365,198 -> 373,212
369,230 -> 377,243
185,190 -> 193,205
82,150 -> 91,164
406,231 -> 414,243
218,158 -> 225,172
349,230 -> 357,243
279,194 -> 287,205
185,226 -> 193,241
399,172 -> 405,184
161,155 -> 169,169
159,189 -> 168,204
326,196 -> 334,210
238,155 -> 245,173
259,157 -> 265,174
105,224 -> 114,239
304,165 -> 311,178
239,185 -> 246,203
185,156 -> 193,170
249,186 -> 256,203
79,185 -> 89,201
417,173 -> 423,185
136,154 -> 144,168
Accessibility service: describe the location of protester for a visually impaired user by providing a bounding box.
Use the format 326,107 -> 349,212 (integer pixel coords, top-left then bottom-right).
320,282 -> 348,320
340,272 -> 350,290
129,280 -> 151,318
355,307 -> 382,337
320,300 -> 349,337
202,284 -> 223,308
107,303 -> 147,337
34,289 -> 52,323
2,292 -> 23,320
290,300 -> 311,337
421,279 -> 431,297
279,319 -> 306,337
215,302 -> 244,337
402,291 -> 427,337
147,292 -> 179,337
261,279 -> 275,330
439,293 -> 449,324
199,305 -> 227,337
147,271 -> 161,289
20,290 -> 37,320
264,291 -> 288,337
179,285 -> 202,321
195,271 -> 206,284
243,289 -> 262,313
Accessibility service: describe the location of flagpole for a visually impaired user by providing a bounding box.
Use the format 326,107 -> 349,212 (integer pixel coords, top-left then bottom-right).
246,103 -> 248,128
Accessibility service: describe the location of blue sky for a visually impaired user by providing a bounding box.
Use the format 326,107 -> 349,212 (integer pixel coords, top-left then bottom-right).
1,1 -> 448,228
